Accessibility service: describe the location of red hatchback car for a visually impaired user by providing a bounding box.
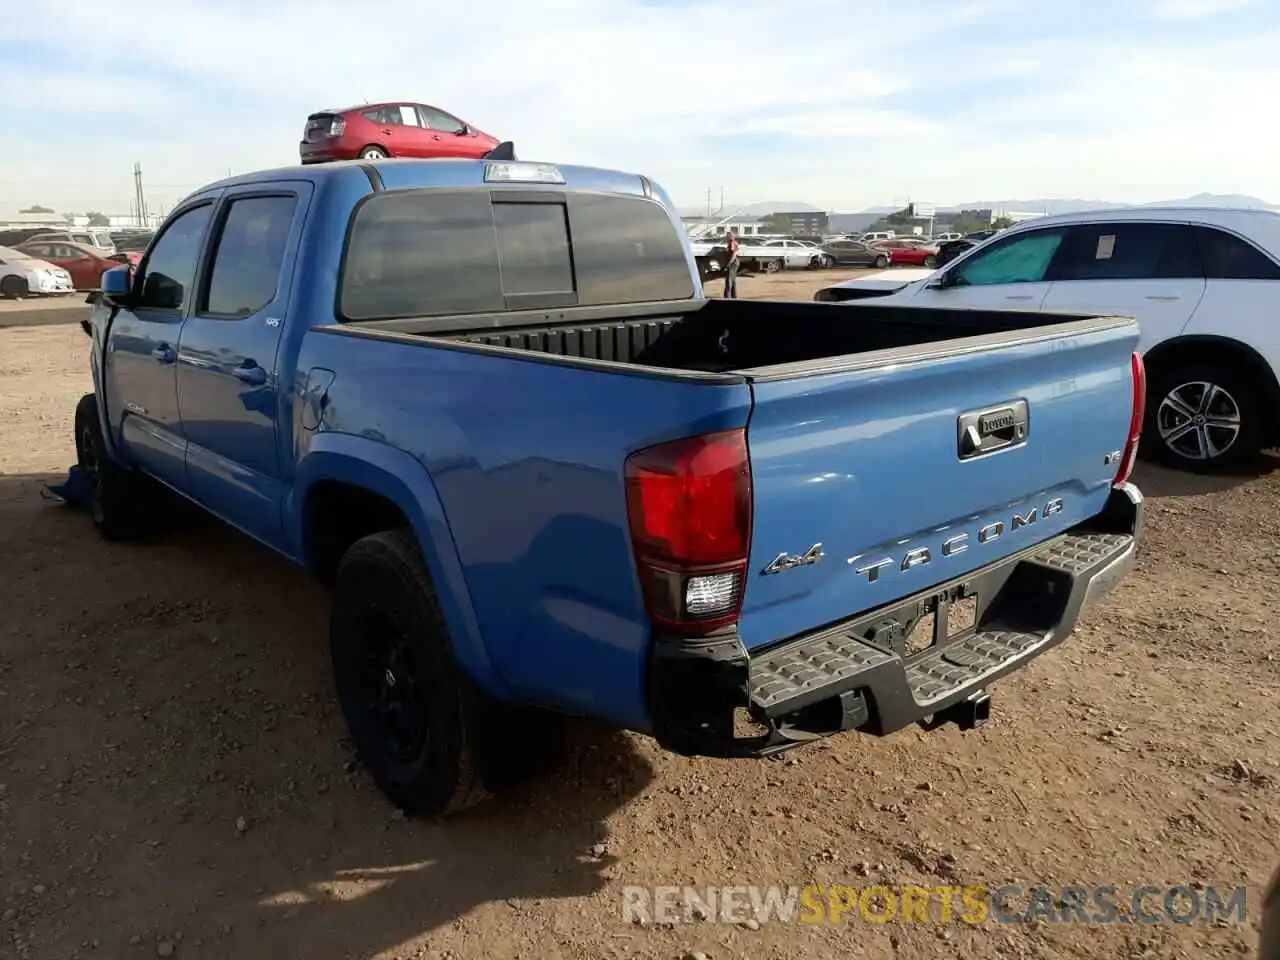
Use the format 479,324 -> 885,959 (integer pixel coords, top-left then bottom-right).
15,240 -> 137,291
879,238 -> 940,268
299,102 -> 500,164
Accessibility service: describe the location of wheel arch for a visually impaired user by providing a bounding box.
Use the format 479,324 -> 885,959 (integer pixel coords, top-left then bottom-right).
0,273 -> 30,296
1143,334 -> 1280,441
291,433 -> 509,698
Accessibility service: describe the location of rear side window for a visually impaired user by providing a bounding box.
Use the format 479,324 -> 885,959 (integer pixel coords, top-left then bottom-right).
1194,227 -> 1280,280
201,195 -> 298,317
362,105 -> 420,127
1052,223 -> 1200,281
339,189 -> 694,321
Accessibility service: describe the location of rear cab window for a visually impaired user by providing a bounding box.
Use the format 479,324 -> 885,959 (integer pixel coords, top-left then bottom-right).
338,189 -> 695,321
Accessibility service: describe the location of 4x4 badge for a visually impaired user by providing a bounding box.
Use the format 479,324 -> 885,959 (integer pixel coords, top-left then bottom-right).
762,543 -> 824,575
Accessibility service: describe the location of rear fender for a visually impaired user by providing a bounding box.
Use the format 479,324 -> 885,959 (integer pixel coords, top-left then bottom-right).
290,433 -> 509,699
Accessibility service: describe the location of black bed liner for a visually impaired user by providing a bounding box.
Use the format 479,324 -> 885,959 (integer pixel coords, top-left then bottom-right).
318,297 -> 1131,381
434,298 -> 1121,373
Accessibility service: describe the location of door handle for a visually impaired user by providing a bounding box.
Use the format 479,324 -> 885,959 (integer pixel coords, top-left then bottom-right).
232,363 -> 267,385
150,344 -> 176,363
1145,292 -> 1181,301
381,128 -> 393,135
1003,294 -> 1035,301
432,134 -> 442,140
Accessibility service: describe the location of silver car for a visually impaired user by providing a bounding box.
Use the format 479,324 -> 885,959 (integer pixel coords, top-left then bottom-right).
0,245 -> 75,299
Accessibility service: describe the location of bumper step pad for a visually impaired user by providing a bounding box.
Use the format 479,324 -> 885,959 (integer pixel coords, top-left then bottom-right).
748,529 -> 1135,721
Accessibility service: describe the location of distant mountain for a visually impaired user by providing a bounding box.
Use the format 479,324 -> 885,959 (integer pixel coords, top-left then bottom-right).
677,200 -> 824,218
1142,192 -> 1279,210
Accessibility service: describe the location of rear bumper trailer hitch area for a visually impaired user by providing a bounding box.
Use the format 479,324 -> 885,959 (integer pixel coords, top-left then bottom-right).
919,690 -> 992,732
647,483 -> 1142,759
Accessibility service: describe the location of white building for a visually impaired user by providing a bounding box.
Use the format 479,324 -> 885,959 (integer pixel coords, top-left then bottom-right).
681,215 -> 766,238
2,210 -> 164,231
0,212 -> 68,230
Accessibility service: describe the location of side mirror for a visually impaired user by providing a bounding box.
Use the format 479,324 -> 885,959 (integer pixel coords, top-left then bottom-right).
457,124 -> 470,136
101,264 -> 133,300
925,273 -> 949,290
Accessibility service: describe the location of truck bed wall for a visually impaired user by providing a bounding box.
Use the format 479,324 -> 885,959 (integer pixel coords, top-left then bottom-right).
296,323 -> 756,733
432,299 -> 1082,373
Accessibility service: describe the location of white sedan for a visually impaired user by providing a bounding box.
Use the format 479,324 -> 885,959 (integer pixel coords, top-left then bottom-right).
759,238 -> 825,268
0,245 -> 75,298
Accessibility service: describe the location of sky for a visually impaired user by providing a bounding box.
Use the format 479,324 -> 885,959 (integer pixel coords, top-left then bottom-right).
2,0 -> 1279,216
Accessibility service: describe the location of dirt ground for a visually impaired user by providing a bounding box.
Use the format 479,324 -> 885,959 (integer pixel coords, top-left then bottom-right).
0,297 -> 88,331
1,273 -> 1277,960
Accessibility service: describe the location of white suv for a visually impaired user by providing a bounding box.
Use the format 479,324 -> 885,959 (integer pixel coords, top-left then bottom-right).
814,206 -> 1280,474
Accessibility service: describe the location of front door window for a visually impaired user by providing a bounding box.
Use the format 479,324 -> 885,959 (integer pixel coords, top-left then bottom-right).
953,230 -> 1065,286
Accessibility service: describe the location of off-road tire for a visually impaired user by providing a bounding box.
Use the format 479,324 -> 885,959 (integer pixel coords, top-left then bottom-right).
73,393 -> 151,541
331,527 -> 572,817
1142,362 -> 1262,474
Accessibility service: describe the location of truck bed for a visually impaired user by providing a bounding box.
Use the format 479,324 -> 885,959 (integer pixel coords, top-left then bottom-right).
409,298 -> 1115,376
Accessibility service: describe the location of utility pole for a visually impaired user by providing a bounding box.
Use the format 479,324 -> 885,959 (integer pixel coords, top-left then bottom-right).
718,187 -> 725,215
705,188 -> 712,218
132,162 -> 149,227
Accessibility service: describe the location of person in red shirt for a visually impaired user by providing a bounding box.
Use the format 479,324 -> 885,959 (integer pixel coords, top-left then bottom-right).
722,229 -> 740,298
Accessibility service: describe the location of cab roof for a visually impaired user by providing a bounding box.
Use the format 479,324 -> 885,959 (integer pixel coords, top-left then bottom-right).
193,158 -> 660,206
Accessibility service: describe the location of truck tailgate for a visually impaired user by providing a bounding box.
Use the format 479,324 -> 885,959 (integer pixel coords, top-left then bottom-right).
736,317 -> 1139,651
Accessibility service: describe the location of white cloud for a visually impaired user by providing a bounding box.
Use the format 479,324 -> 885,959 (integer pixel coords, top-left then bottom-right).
1147,0 -> 1260,19
1,0 -> 1278,214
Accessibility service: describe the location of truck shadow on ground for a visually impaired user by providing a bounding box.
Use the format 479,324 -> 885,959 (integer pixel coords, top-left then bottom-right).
1130,451 -> 1280,499
0,473 -> 655,959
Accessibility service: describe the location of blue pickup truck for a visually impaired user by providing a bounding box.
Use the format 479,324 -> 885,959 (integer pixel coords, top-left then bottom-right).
70,155 -> 1145,817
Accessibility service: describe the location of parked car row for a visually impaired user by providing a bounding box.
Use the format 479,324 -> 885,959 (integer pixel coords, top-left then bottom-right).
693,231 -> 1001,274
0,237 -> 142,298
0,245 -> 75,298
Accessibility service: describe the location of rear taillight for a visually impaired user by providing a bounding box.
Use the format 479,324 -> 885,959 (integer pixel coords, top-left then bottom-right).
624,429 -> 752,635
328,118 -> 346,138
1114,351 -> 1146,486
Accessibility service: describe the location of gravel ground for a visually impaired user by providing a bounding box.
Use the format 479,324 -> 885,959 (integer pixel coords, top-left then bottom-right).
1,273 -> 1277,960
